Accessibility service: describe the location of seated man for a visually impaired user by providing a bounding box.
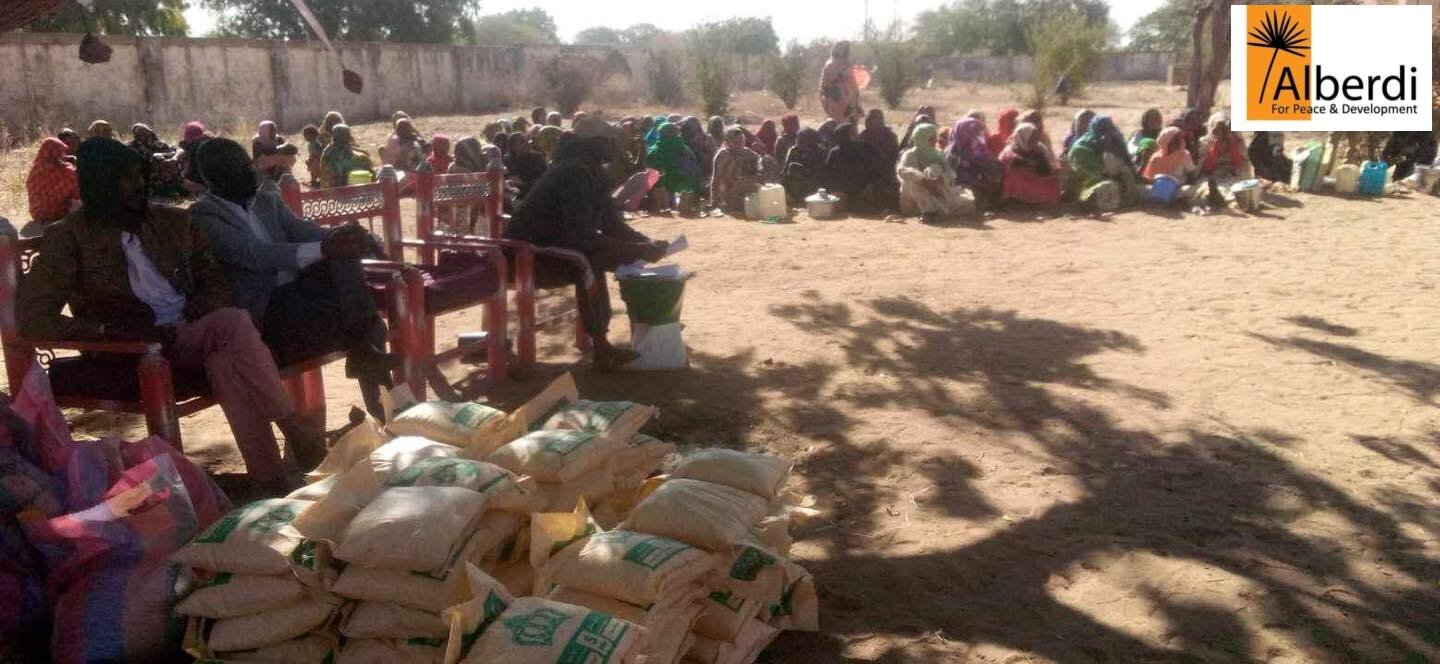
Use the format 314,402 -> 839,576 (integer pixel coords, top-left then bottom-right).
503,116 -> 668,371
17,137 -> 312,491
188,138 -> 393,418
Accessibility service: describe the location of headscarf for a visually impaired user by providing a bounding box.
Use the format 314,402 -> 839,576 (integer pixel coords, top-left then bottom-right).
1142,126 -> 1195,180
320,111 -> 345,144
26,137 -> 79,222
129,123 -> 171,155
756,120 -> 778,157
1000,123 -> 1050,165
817,120 -> 838,150
780,115 -> 800,137
786,128 -> 826,169
492,131 -> 510,158
482,121 -> 504,142
1061,109 -> 1095,154
680,117 -> 715,173
1201,112 -> 1246,174
330,124 -> 353,148
1133,138 -> 1158,170
451,136 -> 486,173
546,112 -> 563,127
253,120 -> 281,155
535,125 -> 563,159
945,118 -> 995,188
1134,108 -> 1163,141
823,122 -> 890,199
988,108 -> 1018,155
899,123 -> 954,182
427,133 -> 453,173
707,116 -> 725,144
860,109 -> 899,163
1072,115 -> 1130,168
1168,107 -> 1206,156
392,111 -> 411,123
181,121 -> 208,145
965,110 -> 987,127
646,123 -> 702,194
87,120 -> 113,139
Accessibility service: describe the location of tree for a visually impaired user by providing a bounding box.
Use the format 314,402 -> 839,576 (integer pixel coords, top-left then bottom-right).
689,18 -> 779,57
1025,11 -> 1108,109
1126,0 -> 1195,54
647,35 -> 686,106
1187,0 -> 1229,118
766,42 -> 808,110
620,24 -> 664,48
872,40 -> 920,110
28,0 -> 188,36
204,0 -> 480,42
690,30 -> 733,117
913,0 -> 988,57
469,9 -> 559,45
908,0 -> 1114,57
574,26 -> 622,46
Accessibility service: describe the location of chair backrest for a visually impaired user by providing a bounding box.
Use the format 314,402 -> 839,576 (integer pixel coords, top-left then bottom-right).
0,223 -> 43,392
279,167 -> 403,258
414,169 -> 504,265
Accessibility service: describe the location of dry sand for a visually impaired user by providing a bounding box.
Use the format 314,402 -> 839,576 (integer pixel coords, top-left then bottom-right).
3,82 -> 1438,662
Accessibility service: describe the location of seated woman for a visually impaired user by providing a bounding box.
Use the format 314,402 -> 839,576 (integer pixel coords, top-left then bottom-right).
1248,131 -> 1293,183
505,132 -> 549,203
782,128 -> 828,206
1060,109 -> 1095,156
26,137 -> 80,224
1019,109 -> 1058,160
1196,113 -> 1251,205
1066,116 -> 1143,207
87,120 -> 114,140
177,121 -> 213,192
988,108 -> 1019,156
711,126 -> 762,216
998,123 -> 1062,208
57,128 -> 82,155
646,123 -> 704,215
775,115 -> 801,163
1168,108 -> 1207,160
535,125 -> 563,162
897,123 -> 970,222
946,118 -> 1002,213
318,111 -> 345,146
859,109 -> 900,166
1142,126 -> 1198,184
1129,108 -> 1163,157
1381,132 -> 1438,181
382,117 -> 426,173
320,124 -> 373,187
129,123 -> 184,197
422,133 -> 452,173
755,120 -> 778,158
898,105 -> 937,151
822,122 -> 899,216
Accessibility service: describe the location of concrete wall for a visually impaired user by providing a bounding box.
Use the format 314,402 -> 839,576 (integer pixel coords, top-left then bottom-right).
930,51 -> 1181,84
0,32 -> 645,138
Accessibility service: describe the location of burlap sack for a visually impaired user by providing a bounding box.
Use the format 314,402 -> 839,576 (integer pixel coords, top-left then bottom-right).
440,564 -> 515,664
534,471 -> 620,513
286,473 -> 339,502
206,592 -> 342,652
216,631 -> 340,663
685,619 -> 781,664
693,589 -> 765,642
621,479 -> 769,552
331,566 -> 466,613
538,530 -> 722,607
340,601 -> 447,640
529,500 -> 600,570
336,486 -> 488,572
460,597 -> 644,664
538,400 -> 656,443
490,558 -> 536,597
174,499 -> 313,575
293,437 -> 462,544
486,430 -> 623,483
337,637 -> 445,664
306,415 -> 387,483
384,456 -> 538,512
387,401 -> 519,454
470,510 -> 527,563
547,586 -> 703,664
670,449 -> 793,501
175,573 -> 305,619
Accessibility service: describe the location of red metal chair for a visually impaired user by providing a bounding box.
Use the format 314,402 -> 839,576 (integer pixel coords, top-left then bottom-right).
0,222 -> 344,449
410,169 -> 589,369
279,168 -> 509,402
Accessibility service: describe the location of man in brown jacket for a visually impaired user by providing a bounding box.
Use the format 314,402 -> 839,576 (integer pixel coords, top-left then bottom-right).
18,137 -> 314,491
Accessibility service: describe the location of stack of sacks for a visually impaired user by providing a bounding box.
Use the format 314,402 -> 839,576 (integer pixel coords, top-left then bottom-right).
620,449 -> 820,664
173,499 -> 345,661
538,529 -> 726,663
444,565 -> 647,664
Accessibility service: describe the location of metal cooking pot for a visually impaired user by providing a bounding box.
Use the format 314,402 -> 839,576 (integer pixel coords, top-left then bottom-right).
805,188 -> 841,219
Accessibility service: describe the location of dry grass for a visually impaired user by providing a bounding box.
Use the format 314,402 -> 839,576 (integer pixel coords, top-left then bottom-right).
2,81 -> 1231,222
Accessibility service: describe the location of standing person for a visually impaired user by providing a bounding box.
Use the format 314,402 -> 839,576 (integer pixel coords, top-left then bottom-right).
710,126 -> 762,216
859,109 -> 901,166
999,123 -> 1063,208
320,125 -> 373,187
504,117 -> 670,371
18,137 -> 311,491
946,117 -> 1003,213
302,125 -> 324,187
189,137 -> 393,419
646,122 -> 703,215
26,138 -> 80,224
896,123 -> 969,222
988,108 -> 1019,156
775,115 -> 802,166
783,128 -> 828,205
823,122 -> 898,215
819,41 -> 863,123
1248,131 -> 1293,183
1061,109 -> 1095,156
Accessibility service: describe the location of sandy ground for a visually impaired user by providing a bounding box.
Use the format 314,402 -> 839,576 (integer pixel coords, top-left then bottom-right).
4,82 -> 1439,662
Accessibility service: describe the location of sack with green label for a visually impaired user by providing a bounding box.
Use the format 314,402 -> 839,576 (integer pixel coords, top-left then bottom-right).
387,400 -> 522,455
458,597 -> 645,664
175,573 -> 306,619
547,585 -> 703,664
336,485 -> 488,572
340,601 -> 448,640
537,529 -> 722,607
204,591 -> 343,652
173,499 -> 313,576
486,430 -> 623,483
670,449 -> 793,501
621,479 -> 769,552
440,563 -> 515,664
292,437 -> 461,544
384,456 -> 541,512
685,618 -> 780,664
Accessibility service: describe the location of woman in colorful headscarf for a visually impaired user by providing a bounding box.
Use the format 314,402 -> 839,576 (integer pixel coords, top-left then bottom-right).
26,137 -> 80,223
823,122 -> 898,215
1060,109 -> 1095,157
710,126 -> 762,215
946,117 -> 1002,212
988,108 -> 1019,156
1129,108 -> 1164,155
320,124 -> 373,187
1018,109 -> 1057,165
680,117 -> 716,179
129,123 -> 184,196
1066,115 -> 1142,204
783,128 -> 828,206
1196,112 -> 1251,204
1142,126 -> 1197,183
318,110 -> 345,145
819,41 -> 863,123
859,109 -> 900,166
178,120 -> 212,190
1168,108 -> 1207,160
1247,131 -> 1292,183
450,136 -> 487,174
899,105 -> 937,151
775,115 -> 802,166
535,125 -> 564,162
423,134 -> 453,173
646,122 -> 703,214
606,119 -> 644,189
755,120 -> 779,158
896,123 -> 969,221
999,123 -> 1062,208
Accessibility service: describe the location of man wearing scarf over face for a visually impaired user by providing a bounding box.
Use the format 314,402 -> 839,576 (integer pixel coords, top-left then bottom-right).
18,137 -> 305,492
187,138 -> 393,422
504,115 -> 669,371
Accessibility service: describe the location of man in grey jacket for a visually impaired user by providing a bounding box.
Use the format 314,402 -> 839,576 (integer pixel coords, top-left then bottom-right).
189,137 -> 392,422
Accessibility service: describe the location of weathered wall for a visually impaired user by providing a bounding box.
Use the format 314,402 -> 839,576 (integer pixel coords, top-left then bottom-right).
0,32 -> 645,137
930,51 -> 1182,84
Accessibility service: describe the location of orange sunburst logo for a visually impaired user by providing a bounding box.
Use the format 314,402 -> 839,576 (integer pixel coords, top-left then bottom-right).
1246,5 -> 1313,121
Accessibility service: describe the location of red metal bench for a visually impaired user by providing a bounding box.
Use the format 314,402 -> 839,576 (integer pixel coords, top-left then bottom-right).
279,168 -> 509,402
0,221 -> 344,448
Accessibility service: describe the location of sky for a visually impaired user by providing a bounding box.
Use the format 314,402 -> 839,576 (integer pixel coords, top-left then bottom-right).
184,0 -> 1157,45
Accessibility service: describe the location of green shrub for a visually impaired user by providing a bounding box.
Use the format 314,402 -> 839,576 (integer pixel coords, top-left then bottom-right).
538,54 -> 595,116
691,35 -> 733,117
871,40 -> 920,110
1028,13 -> 1109,107
766,43 -> 808,110
647,38 -> 686,106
